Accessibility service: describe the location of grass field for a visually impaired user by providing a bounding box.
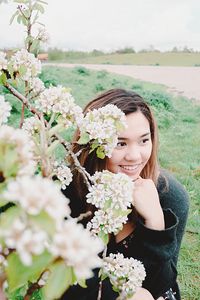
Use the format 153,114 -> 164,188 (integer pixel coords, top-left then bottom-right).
48,51 -> 200,67
2,66 -> 200,299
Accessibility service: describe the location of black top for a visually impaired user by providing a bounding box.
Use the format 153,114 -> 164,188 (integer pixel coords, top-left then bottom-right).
61,170 -> 189,300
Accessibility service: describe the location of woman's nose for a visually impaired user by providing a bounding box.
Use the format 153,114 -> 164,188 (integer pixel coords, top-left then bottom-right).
124,145 -> 141,161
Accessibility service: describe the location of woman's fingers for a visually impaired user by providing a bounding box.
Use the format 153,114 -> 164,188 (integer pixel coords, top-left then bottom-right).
129,287 -> 155,299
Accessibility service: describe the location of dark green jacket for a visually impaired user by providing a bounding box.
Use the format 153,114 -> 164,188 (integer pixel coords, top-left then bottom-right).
61,170 -> 189,299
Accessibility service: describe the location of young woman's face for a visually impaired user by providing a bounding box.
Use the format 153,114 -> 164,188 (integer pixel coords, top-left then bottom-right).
107,111 -> 152,180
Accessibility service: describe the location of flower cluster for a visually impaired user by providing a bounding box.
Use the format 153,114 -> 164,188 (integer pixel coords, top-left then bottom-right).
0,51 -> 8,73
0,174 -> 104,281
53,161 -> 73,189
0,95 -> 11,126
103,253 -> 146,297
35,85 -> 83,127
0,125 -> 36,177
29,77 -> 45,96
86,170 -> 133,235
37,27 -> 50,43
2,218 -> 47,266
51,219 -> 103,279
22,116 -> 41,137
79,104 -> 127,158
4,176 -> 71,219
9,49 -> 41,81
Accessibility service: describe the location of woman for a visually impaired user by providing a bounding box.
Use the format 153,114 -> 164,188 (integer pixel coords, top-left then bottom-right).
61,89 -> 189,300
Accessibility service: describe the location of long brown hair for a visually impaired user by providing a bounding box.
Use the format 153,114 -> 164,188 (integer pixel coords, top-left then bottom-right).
71,88 -> 159,200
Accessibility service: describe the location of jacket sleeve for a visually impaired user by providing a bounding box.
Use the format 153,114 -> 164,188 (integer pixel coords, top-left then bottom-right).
158,170 -> 189,265
135,208 -> 178,261
132,209 -> 179,298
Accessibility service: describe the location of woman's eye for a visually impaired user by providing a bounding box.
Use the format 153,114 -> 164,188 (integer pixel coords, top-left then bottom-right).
116,142 -> 126,148
141,138 -> 150,144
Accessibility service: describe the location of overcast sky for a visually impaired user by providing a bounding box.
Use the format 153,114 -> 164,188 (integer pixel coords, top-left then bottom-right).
1,0 -> 200,51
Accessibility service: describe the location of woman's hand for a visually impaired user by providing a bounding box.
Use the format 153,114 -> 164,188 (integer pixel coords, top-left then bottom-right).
133,178 -> 165,230
129,287 -> 155,299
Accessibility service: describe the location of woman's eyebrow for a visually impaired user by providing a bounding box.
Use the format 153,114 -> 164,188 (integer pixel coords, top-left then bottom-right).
140,132 -> 151,138
118,132 -> 151,140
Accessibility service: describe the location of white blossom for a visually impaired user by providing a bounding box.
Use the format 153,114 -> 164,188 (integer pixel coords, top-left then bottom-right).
2,218 -> 47,266
4,176 -> 71,219
37,27 -> 50,43
29,77 -> 45,95
0,125 -> 36,176
0,51 -> 7,70
53,161 -> 73,189
35,85 -> 83,127
86,171 -> 133,235
0,95 -> 11,126
87,170 -> 133,210
87,209 -> 129,235
51,219 -> 103,279
22,116 -> 41,137
10,49 -> 41,81
80,104 -> 127,157
103,253 -> 146,296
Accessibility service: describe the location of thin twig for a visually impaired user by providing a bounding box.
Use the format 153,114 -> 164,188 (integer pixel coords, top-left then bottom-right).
54,134 -> 92,189
4,82 -> 40,118
97,246 -> 108,300
19,103 -> 25,128
77,211 -> 92,222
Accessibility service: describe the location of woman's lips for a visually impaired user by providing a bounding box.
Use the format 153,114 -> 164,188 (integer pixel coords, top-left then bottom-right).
119,164 -> 143,175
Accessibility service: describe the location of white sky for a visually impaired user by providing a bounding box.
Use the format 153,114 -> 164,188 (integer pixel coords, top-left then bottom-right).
1,0 -> 200,51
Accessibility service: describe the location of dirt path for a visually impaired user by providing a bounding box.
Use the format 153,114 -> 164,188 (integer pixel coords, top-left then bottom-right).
45,63 -> 200,102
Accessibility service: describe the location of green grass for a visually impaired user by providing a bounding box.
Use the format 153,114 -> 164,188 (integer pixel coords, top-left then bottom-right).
48,51 -> 200,67
2,66 -> 200,299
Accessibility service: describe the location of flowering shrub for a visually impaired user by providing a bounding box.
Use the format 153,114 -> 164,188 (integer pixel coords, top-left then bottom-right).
0,1 -> 146,299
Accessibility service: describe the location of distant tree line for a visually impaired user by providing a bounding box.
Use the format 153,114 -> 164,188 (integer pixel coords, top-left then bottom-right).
1,46 -> 199,62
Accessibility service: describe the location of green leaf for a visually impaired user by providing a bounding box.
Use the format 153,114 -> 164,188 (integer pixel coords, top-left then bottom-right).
19,65 -> 27,77
29,211 -> 56,236
6,251 -> 54,292
0,206 -> 21,231
7,63 -> 14,79
104,199 -> 112,209
30,289 -> 44,300
33,3 -> 45,14
23,9 -> 30,19
89,141 -> 98,153
77,278 -> 87,288
30,39 -> 40,52
0,72 -> 7,85
96,146 -> 105,159
112,285 -> 120,293
98,230 -> 109,245
113,209 -> 132,218
77,132 -> 90,145
100,272 -> 108,281
21,15 -> 28,26
0,196 -> 9,207
47,140 -> 60,155
6,284 -> 28,300
42,263 -> 77,300
17,14 -> 22,24
0,143 -> 19,178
